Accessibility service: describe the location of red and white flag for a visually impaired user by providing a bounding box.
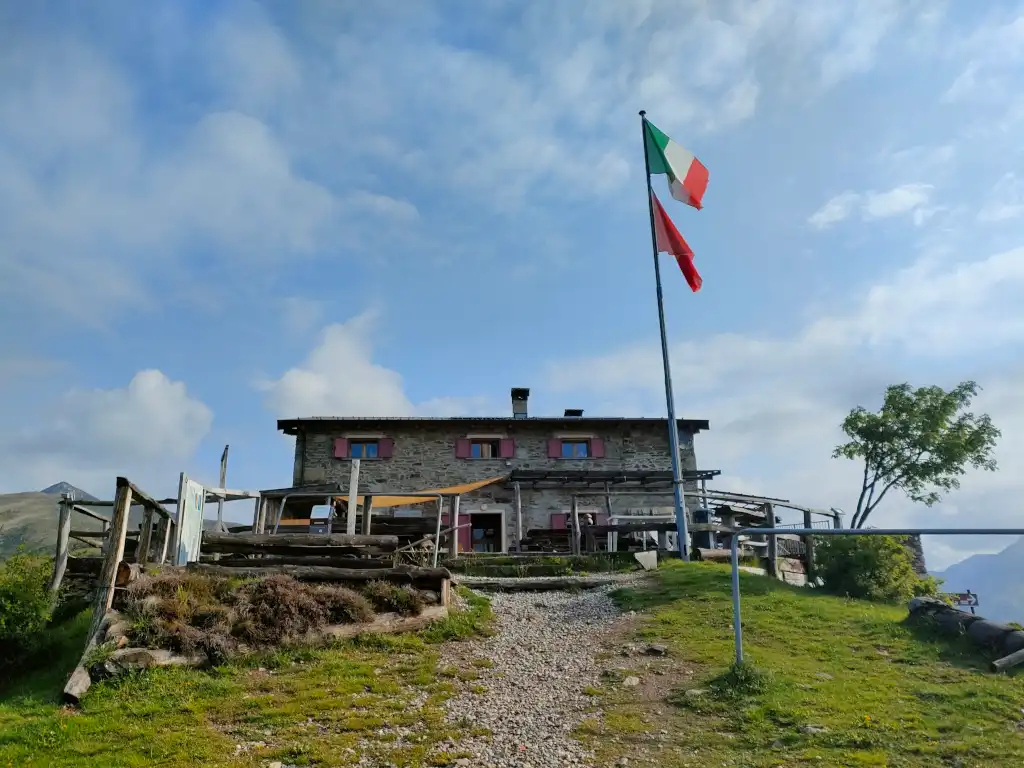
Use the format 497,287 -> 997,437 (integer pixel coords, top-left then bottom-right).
651,190 -> 702,292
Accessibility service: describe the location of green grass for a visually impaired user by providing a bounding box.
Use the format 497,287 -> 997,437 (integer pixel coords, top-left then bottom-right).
591,561 -> 1024,767
444,553 -> 638,577
0,588 -> 491,767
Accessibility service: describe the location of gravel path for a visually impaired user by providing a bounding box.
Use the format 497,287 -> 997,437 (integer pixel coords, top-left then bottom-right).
436,580 -> 636,767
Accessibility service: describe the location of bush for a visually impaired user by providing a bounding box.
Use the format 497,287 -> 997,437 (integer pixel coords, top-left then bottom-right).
816,535 -> 937,602
0,553 -> 55,672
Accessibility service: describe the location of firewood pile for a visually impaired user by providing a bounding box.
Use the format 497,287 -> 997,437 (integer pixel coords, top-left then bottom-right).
908,596 -> 1024,673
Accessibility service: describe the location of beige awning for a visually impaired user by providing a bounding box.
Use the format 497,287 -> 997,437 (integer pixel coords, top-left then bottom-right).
333,475 -> 507,510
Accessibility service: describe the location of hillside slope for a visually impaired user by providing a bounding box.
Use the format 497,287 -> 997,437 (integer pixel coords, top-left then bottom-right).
0,492 -> 146,559
935,536 -> 1024,623
587,562 -> 1024,767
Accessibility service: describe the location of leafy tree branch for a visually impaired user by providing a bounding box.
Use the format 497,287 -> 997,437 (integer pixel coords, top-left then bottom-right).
833,381 -> 1000,529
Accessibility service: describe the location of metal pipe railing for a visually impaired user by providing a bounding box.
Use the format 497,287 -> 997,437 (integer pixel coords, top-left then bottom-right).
729,527 -> 1024,666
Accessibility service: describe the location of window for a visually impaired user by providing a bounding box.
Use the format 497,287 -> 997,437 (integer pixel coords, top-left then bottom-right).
332,437 -> 394,460
547,437 -> 605,459
350,440 -> 378,459
561,440 -> 590,458
456,438 -> 515,459
471,439 -> 500,459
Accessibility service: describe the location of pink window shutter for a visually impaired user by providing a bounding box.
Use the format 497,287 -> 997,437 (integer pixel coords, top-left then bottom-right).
550,513 -> 568,530
547,439 -> 562,459
333,438 -> 349,459
590,437 -> 606,458
378,438 -> 394,458
458,524 -> 473,553
499,438 -> 515,459
455,439 -> 471,459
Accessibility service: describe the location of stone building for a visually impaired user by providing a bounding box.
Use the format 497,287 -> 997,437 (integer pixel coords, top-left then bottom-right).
276,388 -> 712,553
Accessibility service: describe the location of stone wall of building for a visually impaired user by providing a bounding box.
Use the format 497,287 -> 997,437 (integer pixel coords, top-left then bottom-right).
290,419 -> 701,541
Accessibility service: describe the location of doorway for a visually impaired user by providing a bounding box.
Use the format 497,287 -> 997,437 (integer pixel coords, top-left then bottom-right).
469,512 -> 504,553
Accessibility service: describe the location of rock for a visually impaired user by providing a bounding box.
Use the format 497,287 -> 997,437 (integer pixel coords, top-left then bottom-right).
617,758 -> 630,766
622,676 -> 641,687
799,725 -> 827,734
268,763 -> 284,768
684,688 -> 707,698
814,672 -> 833,680
643,644 -> 669,656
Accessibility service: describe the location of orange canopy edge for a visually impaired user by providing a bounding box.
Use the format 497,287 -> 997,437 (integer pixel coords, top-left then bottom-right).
332,475 -> 507,509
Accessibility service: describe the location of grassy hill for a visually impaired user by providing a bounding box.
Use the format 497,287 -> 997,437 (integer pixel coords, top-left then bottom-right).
0,492 -> 148,559
583,563 -> 1024,766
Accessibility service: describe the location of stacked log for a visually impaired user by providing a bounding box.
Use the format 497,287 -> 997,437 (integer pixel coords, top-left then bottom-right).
908,596 -> 1024,673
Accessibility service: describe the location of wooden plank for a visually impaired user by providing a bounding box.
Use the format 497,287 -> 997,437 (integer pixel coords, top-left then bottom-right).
991,647 -> 1024,673
50,498 -> 72,596
513,481 -> 523,552
71,530 -> 139,539
203,532 -> 398,548
198,542 -> 394,557
209,555 -> 393,568
120,476 -> 172,519
186,563 -> 450,585
360,495 -> 373,536
345,459 -> 361,536
70,504 -> 111,525
137,508 -> 155,566
455,576 -> 624,592
448,496 -> 460,558
570,496 -> 581,556
158,519 -> 174,564
89,480 -> 133,637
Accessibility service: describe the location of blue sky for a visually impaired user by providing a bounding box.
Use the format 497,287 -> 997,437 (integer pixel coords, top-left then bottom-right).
2,1 -> 1024,569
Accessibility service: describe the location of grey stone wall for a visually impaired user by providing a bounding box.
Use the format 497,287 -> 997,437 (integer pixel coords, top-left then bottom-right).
290,420 -> 700,541
906,534 -> 928,576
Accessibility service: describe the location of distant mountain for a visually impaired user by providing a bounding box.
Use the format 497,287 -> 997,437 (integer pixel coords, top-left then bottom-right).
40,481 -> 99,502
1,490 -> 234,560
933,537 -> 1024,624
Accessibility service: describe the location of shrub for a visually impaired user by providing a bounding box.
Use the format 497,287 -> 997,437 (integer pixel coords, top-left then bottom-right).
0,553 -> 55,672
361,580 -> 426,616
816,535 -> 937,602
315,585 -> 375,624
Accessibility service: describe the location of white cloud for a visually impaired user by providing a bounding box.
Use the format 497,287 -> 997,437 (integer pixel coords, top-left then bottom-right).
258,312 -> 497,419
809,183 -> 934,229
978,173 -> 1024,223
543,243 -> 1024,570
862,183 -> 933,219
808,191 -> 861,229
0,370 -> 213,495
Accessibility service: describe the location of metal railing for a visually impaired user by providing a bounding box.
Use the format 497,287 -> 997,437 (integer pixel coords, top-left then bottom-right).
729,527 -> 1024,666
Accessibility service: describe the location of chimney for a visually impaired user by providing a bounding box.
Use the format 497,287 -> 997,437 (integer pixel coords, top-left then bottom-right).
564,408 -> 584,418
511,387 -> 530,419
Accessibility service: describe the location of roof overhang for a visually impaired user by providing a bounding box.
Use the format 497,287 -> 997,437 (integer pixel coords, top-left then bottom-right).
278,416 -> 711,436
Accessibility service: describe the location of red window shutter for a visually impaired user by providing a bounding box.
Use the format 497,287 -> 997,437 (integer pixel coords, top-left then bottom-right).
596,513 -> 610,526
333,438 -> 349,459
455,439 -> 471,459
499,438 -> 515,459
547,439 -> 562,458
590,437 -> 605,458
378,438 -> 394,459
550,513 -> 568,530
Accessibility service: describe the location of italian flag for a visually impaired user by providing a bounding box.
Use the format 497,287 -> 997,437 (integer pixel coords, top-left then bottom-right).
652,190 -> 702,292
644,119 -> 709,210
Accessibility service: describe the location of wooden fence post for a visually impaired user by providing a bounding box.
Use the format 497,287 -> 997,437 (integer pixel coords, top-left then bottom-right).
802,508 -> 816,582
50,496 -> 72,596
360,496 -> 374,536
570,496 -> 581,556
137,508 -> 155,566
88,479 -> 133,640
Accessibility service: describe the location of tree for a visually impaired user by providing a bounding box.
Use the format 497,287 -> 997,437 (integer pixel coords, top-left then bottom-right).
833,381 -> 1000,529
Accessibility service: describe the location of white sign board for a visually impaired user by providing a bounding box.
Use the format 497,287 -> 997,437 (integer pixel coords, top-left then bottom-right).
175,473 -> 206,565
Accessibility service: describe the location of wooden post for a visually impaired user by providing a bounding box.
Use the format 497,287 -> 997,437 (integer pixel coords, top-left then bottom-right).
137,508 -> 155,566
360,495 -> 373,536
765,504 -> 778,579
603,481 -> 614,547
88,479 -> 133,641
449,496 -> 461,557
158,517 -> 174,564
251,496 -> 263,534
346,459 -> 361,536
216,444 -> 229,531
802,508 -> 816,581
513,481 -> 523,552
50,496 -> 72,596
570,496 -> 581,556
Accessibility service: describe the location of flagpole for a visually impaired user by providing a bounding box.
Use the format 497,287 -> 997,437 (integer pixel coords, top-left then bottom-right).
639,109 -> 691,562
